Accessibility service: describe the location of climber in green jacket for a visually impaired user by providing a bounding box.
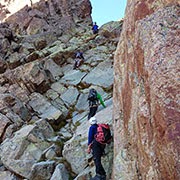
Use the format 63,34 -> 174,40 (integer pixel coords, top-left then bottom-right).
87,88 -> 106,120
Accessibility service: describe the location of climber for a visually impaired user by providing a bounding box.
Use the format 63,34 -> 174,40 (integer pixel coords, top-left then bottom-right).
73,51 -> 85,69
87,117 -> 106,180
92,22 -> 99,34
87,88 -> 106,120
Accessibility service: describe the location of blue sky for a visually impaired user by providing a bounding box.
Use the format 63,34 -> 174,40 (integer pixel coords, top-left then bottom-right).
90,0 -> 127,27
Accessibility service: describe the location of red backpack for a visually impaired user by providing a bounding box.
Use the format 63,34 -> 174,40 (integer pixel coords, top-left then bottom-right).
95,124 -> 112,144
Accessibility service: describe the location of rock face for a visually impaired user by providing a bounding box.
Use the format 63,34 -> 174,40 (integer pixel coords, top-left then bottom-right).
15,0 -> 91,34
113,1 -> 179,180
0,0 -> 123,179
0,0 -> 39,21
0,0 -> 92,31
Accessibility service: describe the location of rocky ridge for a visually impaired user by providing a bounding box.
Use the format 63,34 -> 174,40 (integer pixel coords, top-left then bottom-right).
0,0 -> 122,179
1,0 -> 179,180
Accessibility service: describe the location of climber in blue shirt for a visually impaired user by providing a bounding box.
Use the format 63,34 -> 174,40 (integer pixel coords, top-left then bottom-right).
92,22 -> 99,34
87,117 -> 106,180
88,118 -> 98,146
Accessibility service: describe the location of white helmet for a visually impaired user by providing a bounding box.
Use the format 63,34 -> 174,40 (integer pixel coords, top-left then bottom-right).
89,116 -> 97,125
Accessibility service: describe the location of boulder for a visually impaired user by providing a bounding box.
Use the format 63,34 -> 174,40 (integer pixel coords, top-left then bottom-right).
50,164 -> 69,180
0,93 -> 28,127
75,92 -> 89,112
0,119 -> 54,178
100,20 -> 123,39
60,87 -> 79,107
82,60 -> 113,90
0,171 -> 18,180
28,92 -> 63,120
29,161 -> 55,180
43,59 -> 63,80
60,70 -> 87,86
0,58 -> 7,74
27,17 -> 48,35
50,82 -> 67,95
0,113 -> 11,141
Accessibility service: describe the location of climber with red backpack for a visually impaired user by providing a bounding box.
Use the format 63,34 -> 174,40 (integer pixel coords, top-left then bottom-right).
87,116 -> 112,180
87,88 -> 106,120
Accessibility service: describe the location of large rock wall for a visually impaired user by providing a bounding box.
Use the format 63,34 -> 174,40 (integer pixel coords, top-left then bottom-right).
113,0 -> 179,180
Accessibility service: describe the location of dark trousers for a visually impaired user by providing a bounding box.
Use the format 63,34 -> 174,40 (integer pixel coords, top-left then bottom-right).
93,29 -> 98,34
88,106 -> 98,120
73,58 -> 84,69
92,140 -> 106,176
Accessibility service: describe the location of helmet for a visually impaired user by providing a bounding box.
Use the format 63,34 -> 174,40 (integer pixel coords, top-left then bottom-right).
89,116 -> 97,125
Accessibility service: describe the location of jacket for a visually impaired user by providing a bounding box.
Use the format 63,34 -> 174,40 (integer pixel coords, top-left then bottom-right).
88,124 -> 98,145
92,24 -> 98,31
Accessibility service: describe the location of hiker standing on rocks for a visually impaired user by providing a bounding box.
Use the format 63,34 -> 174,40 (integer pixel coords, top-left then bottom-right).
87,88 -> 106,120
92,22 -> 99,34
73,51 -> 84,69
87,117 -> 106,180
